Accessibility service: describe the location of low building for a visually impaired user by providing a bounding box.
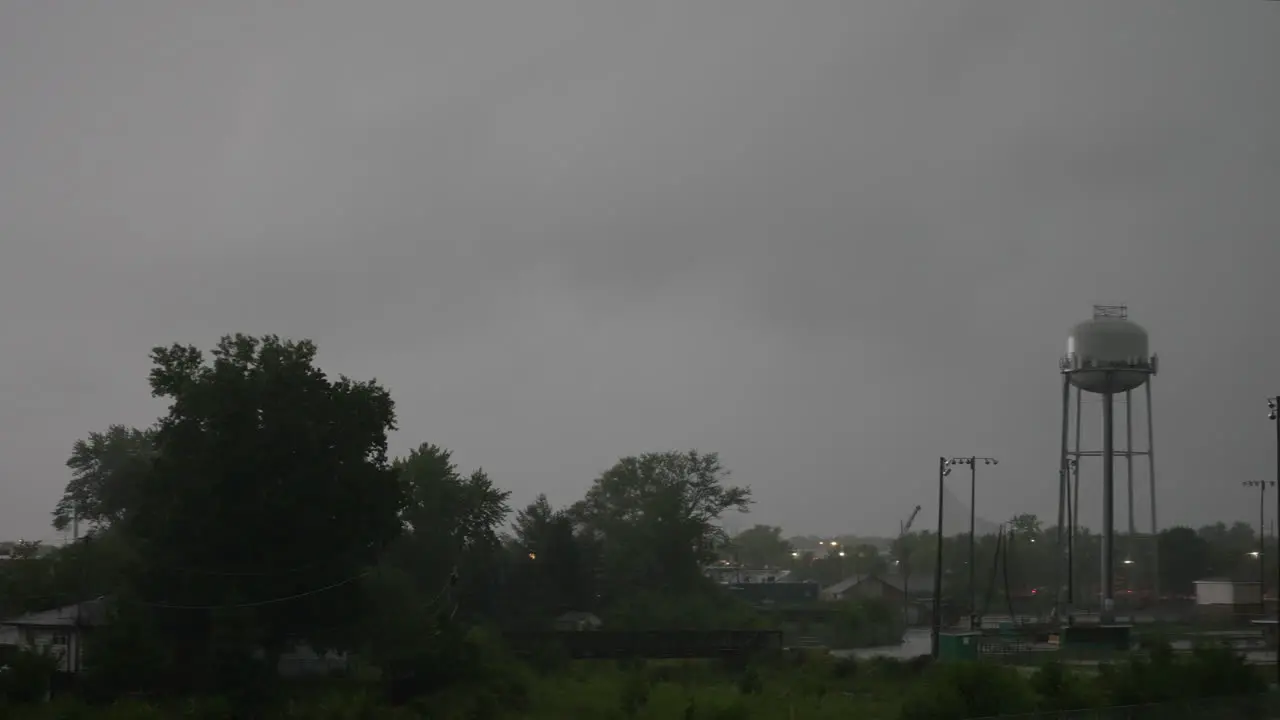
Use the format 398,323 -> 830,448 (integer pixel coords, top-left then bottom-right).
1194,578 -> 1263,620
820,572 -> 933,603
0,598 -> 108,673
553,611 -> 603,631
1,598 -> 347,676
727,581 -> 819,606
820,573 -> 933,624
702,563 -> 792,585
821,574 -> 904,603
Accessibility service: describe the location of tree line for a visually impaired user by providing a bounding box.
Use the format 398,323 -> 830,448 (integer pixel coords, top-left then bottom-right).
728,517 -> 1274,604
0,335 -> 757,697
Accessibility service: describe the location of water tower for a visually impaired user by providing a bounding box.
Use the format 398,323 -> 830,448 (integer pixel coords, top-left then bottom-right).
1057,305 -> 1158,626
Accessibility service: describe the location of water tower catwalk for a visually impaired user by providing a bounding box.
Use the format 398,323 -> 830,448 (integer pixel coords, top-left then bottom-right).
1057,305 -> 1158,625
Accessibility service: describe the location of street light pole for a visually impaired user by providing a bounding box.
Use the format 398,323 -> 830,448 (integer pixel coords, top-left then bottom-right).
932,457 -> 951,659
1243,481 -> 1274,605
1268,397 -> 1280,686
947,456 -> 998,631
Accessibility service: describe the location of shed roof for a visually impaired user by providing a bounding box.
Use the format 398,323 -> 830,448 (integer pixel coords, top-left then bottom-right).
824,572 -> 932,597
1194,578 -> 1259,585
0,597 -> 109,628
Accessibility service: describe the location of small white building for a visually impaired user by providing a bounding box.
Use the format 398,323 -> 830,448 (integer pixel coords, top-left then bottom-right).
0,598 -> 108,673
1194,579 -> 1262,607
702,563 -> 791,585
1,598 -> 347,677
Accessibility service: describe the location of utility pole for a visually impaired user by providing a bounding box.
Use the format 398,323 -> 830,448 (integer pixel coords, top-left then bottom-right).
1243,481 -> 1274,607
1267,396 -> 1280,687
946,456 -> 998,630
932,457 -> 951,659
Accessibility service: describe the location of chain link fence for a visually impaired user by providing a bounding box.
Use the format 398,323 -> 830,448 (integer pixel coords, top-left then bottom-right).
970,692 -> 1278,719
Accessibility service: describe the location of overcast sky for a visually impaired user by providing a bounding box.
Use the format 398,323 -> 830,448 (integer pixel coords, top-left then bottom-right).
2,1 -> 1278,544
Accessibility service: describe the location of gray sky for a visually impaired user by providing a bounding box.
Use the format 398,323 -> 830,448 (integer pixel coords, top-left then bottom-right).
2,1 -> 1278,544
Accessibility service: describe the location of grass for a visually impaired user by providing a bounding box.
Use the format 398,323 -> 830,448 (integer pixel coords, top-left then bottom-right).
2,652 -> 918,720
518,656 -> 910,719
3,641 -> 1274,719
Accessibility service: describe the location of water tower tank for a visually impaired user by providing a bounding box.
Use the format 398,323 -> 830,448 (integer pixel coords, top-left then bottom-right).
1063,306 -> 1153,394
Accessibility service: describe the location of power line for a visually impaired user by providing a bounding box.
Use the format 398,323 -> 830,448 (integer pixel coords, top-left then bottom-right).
158,549 -> 378,577
138,570 -> 373,610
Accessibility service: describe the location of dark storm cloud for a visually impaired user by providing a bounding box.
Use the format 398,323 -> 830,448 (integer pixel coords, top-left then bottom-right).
1,0 -> 1277,543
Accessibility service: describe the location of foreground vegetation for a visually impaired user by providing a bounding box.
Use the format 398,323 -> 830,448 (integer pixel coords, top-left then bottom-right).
3,636 -> 1271,719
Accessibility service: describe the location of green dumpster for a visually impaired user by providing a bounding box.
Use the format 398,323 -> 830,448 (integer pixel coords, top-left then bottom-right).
938,631 -> 982,662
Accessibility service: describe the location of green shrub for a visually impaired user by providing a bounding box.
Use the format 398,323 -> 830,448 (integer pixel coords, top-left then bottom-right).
735,666 -> 762,695
831,656 -> 858,680
1182,645 -> 1266,699
0,646 -> 60,704
900,662 -> 1036,720
528,641 -> 571,677
619,669 -> 650,716
703,698 -> 750,720
1028,661 -> 1099,711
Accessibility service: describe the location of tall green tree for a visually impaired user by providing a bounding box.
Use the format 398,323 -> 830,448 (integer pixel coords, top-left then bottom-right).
383,443 -> 511,623
53,425 -> 156,533
502,494 -> 597,625
1198,521 -> 1257,580
572,450 -> 751,599
1009,514 -> 1043,538
730,525 -> 793,569
119,334 -> 405,689
1158,526 -> 1212,595
847,543 -> 888,577
360,445 -> 512,669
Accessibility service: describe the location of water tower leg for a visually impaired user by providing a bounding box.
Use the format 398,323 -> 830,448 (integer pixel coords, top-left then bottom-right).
1073,386 -> 1083,606
1146,379 -> 1159,600
1126,390 -> 1136,539
1102,387 -> 1116,624
1126,389 -> 1136,610
1058,374 -> 1071,620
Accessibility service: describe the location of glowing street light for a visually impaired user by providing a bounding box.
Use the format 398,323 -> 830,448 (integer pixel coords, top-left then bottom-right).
1243,480 -> 1274,599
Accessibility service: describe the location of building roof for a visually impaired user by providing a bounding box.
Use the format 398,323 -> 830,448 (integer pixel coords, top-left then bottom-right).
1,598 -> 110,628
555,611 -> 602,624
883,572 -> 935,595
822,574 -> 878,596
1194,578 -> 1259,585
824,572 -> 933,597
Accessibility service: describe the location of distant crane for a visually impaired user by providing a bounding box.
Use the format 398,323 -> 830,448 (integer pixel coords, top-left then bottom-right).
895,505 -> 923,633
900,505 -> 922,537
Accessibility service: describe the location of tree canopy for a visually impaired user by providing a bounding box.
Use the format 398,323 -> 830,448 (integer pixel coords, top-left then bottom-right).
53,424 -> 156,533
109,335 -> 405,689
